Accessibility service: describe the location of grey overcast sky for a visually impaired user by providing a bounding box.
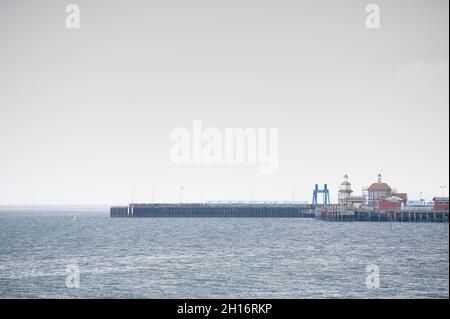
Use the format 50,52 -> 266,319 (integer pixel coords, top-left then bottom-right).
0,0 -> 448,205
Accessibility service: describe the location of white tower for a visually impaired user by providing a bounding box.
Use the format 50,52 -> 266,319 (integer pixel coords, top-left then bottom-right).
338,174 -> 353,206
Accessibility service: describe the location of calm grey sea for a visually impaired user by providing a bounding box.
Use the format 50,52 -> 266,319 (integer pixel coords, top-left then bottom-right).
0,207 -> 448,299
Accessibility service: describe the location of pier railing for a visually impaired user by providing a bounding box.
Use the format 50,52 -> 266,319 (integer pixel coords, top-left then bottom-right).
316,207 -> 449,223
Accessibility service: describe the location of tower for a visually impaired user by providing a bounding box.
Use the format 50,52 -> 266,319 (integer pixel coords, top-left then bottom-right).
338,174 -> 353,206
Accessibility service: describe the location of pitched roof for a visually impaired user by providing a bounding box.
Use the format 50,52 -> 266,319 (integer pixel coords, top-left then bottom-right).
368,182 -> 391,191
382,193 -> 407,201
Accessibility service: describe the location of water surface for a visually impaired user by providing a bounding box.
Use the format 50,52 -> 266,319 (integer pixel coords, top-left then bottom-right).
0,207 -> 448,298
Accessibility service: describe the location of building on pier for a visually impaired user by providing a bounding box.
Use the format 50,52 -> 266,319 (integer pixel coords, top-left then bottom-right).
338,174 -> 366,208
379,193 -> 408,210
406,199 -> 426,207
338,174 -> 353,206
433,197 -> 449,211
344,196 -> 365,208
367,174 -> 392,208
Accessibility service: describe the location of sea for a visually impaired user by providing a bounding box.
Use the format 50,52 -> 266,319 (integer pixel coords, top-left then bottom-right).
0,206 -> 448,299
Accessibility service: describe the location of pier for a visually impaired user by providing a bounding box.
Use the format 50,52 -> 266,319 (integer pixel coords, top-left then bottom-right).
111,203 -> 448,222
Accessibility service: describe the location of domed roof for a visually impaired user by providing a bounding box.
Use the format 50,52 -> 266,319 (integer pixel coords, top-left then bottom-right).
368,182 -> 391,191
368,173 -> 391,191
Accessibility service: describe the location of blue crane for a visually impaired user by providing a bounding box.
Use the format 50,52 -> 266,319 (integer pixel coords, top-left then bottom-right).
312,184 -> 330,207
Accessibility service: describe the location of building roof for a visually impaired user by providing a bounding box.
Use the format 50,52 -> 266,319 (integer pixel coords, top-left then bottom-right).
368,182 -> 392,191
433,197 -> 449,201
382,193 -> 407,201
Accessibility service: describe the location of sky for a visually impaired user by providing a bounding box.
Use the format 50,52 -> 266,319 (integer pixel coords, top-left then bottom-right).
0,0 -> 448,205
